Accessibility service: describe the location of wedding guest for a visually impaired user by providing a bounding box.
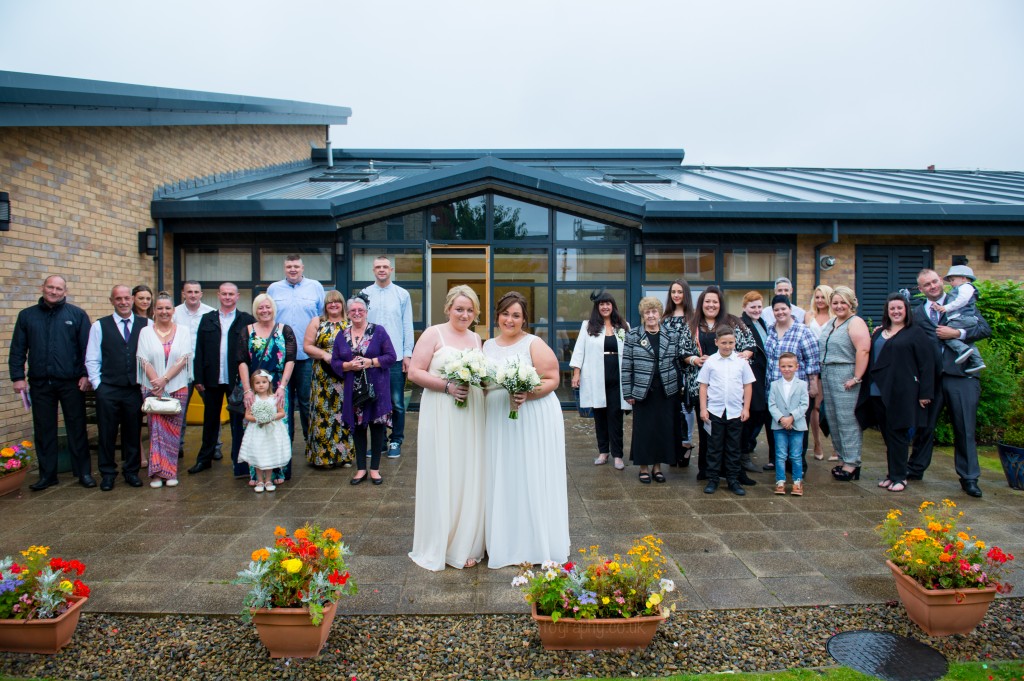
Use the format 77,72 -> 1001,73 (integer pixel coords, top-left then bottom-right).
132,284 -> 154,320
173,280 -> 213,459
739,291 -> 773,472
768,352 -> 809,496
304,290 -> 353,468
662,279 -> 699,467
569,289 -> 630,470
805,284 -> 835,460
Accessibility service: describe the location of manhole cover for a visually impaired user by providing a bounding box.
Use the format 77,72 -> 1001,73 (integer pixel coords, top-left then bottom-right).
827,630 -> 947,681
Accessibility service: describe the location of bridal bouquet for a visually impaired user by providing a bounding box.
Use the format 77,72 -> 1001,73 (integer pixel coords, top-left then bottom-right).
441,348 -> 489,407
251,399 -> 277,426
492,355 -> 542,419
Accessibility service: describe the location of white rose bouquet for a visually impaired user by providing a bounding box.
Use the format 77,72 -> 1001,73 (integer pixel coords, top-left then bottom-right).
250,398 -> 277,426
492,355 -> 542,420
441,348 -> 489,408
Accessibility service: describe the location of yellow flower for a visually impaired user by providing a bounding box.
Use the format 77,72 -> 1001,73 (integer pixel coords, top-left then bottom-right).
282,558 -> 303,574
251,548 -> 270,561
274,526 -> 287,538
975,541 -> 986,550
927,522 -> 944,533
918,501 -> 934,511
323,546 -> 340,559
21,440 -> 34,448
957,532 -> 970,542
59,580 -> 73,592
1,448 -> 13,457
602,597 -> 610,605
294,528 -> 309,540
648,593 -> 662,606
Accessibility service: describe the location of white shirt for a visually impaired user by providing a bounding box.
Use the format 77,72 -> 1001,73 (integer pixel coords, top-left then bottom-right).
85,313 -> 151,389
926,297 -> 967,340
696,351 -> 756,419
780,375 -> 796,402
363,281 -> 415,360
771,304 -> 806,327
218,309 -> 237,385
173,301 -> 214,350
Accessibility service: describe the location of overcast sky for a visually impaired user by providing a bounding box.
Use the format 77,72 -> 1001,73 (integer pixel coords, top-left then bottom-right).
3,0 -> 1022,170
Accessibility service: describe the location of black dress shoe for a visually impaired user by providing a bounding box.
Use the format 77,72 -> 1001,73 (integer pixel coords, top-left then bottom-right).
187,461 -> 212,474
350,474 -> 367,485
906,473 -> 924,481
79,475 -> 97,489
29,478 -> 59,491
100,476 -> 115,492
728,481 -> 747,496
371,474 -> 384,486
212,450 -> 223,461
703,480 -> 719,494
738,473 -> 758,486
961,480 -> 983,498
762,463 -> 775,471
124,473 -> 144,487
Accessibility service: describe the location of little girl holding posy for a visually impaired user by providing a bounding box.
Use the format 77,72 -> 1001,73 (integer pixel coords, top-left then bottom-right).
238,370 -> 291,493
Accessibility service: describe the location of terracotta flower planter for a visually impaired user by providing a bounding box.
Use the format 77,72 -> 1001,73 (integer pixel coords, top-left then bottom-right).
0,468 -> 28,498
531,603 -> 667,650
0,595 -> 87,654
251,600 -> 337,658
886,560 -> 997,637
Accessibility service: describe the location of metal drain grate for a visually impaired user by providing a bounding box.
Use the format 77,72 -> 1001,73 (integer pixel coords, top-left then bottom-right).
827,630 -> 948,681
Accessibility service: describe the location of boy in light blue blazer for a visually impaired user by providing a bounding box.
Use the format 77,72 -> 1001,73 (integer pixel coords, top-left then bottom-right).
768,352 -> 809,496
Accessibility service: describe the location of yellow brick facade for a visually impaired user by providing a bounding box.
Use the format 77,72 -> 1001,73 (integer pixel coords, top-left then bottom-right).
1,124 -> 322,441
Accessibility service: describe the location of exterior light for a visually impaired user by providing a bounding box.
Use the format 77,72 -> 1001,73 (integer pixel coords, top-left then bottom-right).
984,239 -> 1000,264
0,192 -> 10,231
138,228 -> 158,257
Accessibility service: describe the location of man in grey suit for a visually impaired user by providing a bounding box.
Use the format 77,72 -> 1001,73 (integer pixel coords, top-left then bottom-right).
908,268 -> 988,497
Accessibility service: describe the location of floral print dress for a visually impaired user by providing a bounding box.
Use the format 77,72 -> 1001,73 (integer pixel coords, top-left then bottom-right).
305,319 -> 353,467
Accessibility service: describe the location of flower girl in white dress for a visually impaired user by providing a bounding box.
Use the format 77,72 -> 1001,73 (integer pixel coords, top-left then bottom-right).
238,370 -> 291,493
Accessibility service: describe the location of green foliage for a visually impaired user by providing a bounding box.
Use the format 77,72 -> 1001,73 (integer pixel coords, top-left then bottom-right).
932,279 -> 1024,446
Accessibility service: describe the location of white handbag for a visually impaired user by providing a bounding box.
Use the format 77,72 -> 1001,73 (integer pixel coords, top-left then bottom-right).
142,396 -> 182,415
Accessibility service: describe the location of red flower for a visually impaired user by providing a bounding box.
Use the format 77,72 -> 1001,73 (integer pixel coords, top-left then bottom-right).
328,569 -> 350,586
67,559 -> 86,576
73,580 -> 90,597
563,562 -> 575,572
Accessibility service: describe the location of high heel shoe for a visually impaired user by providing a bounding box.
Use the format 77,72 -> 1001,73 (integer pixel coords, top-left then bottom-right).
831,466 -> 861,481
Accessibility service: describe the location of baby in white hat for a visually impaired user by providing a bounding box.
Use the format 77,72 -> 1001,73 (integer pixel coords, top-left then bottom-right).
933,265 -> 985,374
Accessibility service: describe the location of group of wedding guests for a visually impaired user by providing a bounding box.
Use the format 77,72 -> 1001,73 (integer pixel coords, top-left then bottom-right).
569,271 -> 974,497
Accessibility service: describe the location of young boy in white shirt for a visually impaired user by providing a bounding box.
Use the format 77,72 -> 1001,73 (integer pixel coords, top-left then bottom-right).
768,352 -> 810,496
698,327 -> 756,496
934,264 -> 985,374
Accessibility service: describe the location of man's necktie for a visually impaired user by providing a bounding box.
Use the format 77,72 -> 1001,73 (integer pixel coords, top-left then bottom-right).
122,318 -> 131,343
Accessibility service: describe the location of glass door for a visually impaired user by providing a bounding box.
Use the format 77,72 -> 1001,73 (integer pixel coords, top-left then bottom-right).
427,245 -> 491,339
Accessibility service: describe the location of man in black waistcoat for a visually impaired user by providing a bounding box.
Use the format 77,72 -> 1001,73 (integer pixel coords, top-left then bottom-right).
85,284 -> 150,491
10,275 -> 94,490
189,282 -> 255,476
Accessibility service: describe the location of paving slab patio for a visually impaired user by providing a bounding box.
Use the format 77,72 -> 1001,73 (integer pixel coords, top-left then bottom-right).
3,413 -> 1022,616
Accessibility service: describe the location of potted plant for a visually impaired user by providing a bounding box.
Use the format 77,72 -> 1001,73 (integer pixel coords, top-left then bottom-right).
994,376 -> 1024,490
512,534 -> 677,650
0,545 -> 91,654
0,440 -> 33,497
878,499 -> 1016,636
234,523 -> 357,658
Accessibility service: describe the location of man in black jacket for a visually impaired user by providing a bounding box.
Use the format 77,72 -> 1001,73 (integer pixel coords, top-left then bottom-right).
189,282 -> 255,476
10,275 -> 94,490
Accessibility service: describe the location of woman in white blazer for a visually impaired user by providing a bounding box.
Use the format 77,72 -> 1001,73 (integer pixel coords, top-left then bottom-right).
570,290 -> 630,469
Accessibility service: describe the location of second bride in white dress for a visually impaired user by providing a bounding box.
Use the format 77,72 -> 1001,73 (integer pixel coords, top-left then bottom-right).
483,291 -> 570,569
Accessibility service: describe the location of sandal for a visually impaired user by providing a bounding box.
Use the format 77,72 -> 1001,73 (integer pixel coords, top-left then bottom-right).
827,454 -> 840,462
652,471 -> 666,483
464,557 -> 482,569
878,478 -> 893,489
638,472 -> 652,484
888,481 -> 907,492
594,453 -> 610,466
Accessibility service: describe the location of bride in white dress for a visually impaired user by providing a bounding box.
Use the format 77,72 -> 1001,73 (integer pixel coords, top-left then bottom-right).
408,285 -> 487,571
483,291 -> 570,569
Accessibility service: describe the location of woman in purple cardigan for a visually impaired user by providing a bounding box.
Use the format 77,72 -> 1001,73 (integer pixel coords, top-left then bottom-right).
331,293 -> 397,485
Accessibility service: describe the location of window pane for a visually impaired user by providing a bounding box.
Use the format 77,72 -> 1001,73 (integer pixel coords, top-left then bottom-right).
350,213 -> 424,241
555,248 -> 626,282
556,287 -> 626,326
722,248 -> 791,283
555,212 -> 627,241
351,248 -> 423,283
429,196 -> 486,240
645,247 -> 715,281
492,286 -> 548,328
408,287 -> 424,324
183,248 -> 251,282
260,248 -> 332,282
722,288 -> 773,318
493,195 -> 549,240
494,248 -> 548,282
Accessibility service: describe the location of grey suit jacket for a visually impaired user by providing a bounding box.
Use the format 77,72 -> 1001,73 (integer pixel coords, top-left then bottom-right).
621,327 -> 682,400
768,377 -> 809,431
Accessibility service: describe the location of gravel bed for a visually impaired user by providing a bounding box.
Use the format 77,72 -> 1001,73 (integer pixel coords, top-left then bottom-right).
2,600 -> 1021,680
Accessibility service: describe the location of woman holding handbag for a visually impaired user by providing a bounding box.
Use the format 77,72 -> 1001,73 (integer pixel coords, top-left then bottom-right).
331,293 -> 396,486
137,292 -> 192,488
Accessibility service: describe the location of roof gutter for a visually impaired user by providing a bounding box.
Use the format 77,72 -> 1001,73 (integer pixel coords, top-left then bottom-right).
814,219 -> 839,288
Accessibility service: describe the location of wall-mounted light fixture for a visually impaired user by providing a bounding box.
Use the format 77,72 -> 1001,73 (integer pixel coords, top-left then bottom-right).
819,255 -> 836,271
633,242 -> 643,259
335,242 -> 345,257
138,228 -> 157,257
984,239 -> 1000,264
0,192 -> 10,231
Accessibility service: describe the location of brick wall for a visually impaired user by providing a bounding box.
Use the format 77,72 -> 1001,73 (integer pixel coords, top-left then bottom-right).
0,124 -> 322,441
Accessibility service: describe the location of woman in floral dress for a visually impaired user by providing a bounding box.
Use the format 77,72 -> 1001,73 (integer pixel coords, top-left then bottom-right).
303,290 -> 353,468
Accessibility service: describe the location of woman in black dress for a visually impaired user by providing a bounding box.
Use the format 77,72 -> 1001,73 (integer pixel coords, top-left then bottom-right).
661,279 -> 699,467
621,296 -> 683,484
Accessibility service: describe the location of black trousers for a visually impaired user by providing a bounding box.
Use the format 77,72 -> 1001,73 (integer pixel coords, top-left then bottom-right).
707,413 -> 743,484
30,378 -> 91,481
592,376 -> 625,458
353,422 -> 386,472
871,396 -> 911,483
197,384 -> 245,474
740,407 -> 776,460
910,375 -> 981,483
95,383 -> 142,478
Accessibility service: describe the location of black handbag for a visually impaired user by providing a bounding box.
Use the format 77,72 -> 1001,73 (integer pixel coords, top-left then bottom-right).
351,368 -> 376,408
226,383 -> 246,414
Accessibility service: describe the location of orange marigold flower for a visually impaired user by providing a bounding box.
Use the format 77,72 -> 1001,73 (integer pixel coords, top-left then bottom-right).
294,528 -> 309,540
939,552 -> 953,563
274,526 -> 287,537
